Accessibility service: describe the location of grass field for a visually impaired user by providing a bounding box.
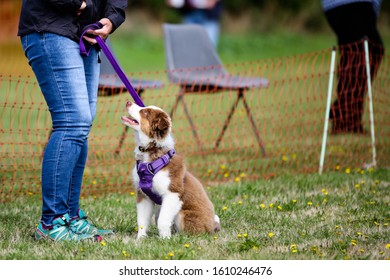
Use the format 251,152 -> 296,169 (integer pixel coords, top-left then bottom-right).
1,31 -> 389,261
1,168 -> 389,260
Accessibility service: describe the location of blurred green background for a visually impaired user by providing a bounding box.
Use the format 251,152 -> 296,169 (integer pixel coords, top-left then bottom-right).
1,0 -> 389,74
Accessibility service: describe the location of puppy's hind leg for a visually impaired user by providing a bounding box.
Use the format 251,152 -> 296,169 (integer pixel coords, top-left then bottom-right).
214,215 -> 221,232
136,197 -> 154,239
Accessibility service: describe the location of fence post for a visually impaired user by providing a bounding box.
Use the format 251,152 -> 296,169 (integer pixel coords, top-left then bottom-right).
364,39 -> 377,168
319,47 -> 337,175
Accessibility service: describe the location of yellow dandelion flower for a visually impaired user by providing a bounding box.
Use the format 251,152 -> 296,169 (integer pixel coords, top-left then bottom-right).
282,155 -> 288,162
234,177 -> 240,182
92,180 -> 97,185
207,169 -> 213,174
28,192 -> 33,196
168,252 -> 174,257
122,250 -> 130,257
222,206 -> 228,211
277,205 -> 283,211
80,248 -> 84,252
370,201 -> 375,205
238,200 -> 243,205
357,232 -> 362,236
100,241 -> 107,246
345,168 -> 351,174
335,164 -> 340,171
374,221 -> 380,226
292,153 -> 297,160
360,180 -> 365,184
360,170 -> 365,174
243,195 -> 248,199
351,240 -> 357,246
269,203 -> 274,208
213,236 -> 218,240
260,203 -> 266,209
385,244 -> 390,250
130,192 -> 135,196
268,232 -> 274,238
384,223 -> 388,227
253,246 -> 259,251
184,244 -> 190,248
321,189 -> 328,195
360,249 -> 365,253
240,172 -> 246,178
243,233 -> 248,238
292,199 -> 297,203
224,172 -> 229,178
220,165 -> 226,170
375,179 -> 380,184
237,233 -> 242,238
355,184 -> 360,189
307,201 -> 313,206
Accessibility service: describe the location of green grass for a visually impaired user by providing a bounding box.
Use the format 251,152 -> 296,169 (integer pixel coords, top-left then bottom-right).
1,31 -> 389,260
1,168 -> 389,260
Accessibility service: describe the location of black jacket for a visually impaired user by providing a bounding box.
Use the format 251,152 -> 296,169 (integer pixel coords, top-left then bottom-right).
18,0 -> 127,42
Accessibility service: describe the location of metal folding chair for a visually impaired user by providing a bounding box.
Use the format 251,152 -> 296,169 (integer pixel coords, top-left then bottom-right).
163,23 -> 268,155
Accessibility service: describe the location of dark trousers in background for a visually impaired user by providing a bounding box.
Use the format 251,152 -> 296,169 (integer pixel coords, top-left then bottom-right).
324,2 -> 384,133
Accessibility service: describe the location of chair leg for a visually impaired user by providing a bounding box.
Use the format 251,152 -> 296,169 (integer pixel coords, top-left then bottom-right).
115,126 -> 129,155
170,88 -> 204,154
241,93 -> 267,157
215,92 -> 241,149
169,88 -> 185,119
215,89 -> 266,157
180,96 -> 204,154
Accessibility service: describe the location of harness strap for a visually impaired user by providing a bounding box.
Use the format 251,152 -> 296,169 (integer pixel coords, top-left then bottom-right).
136,149 -> 176,205
79,22 -> 145,107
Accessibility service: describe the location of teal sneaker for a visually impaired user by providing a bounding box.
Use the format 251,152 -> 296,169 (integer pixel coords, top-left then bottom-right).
35,214 -> 98,242
70,209 -> 114,236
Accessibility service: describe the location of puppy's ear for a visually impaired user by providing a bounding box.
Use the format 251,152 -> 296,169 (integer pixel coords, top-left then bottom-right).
151,112 -> 170,139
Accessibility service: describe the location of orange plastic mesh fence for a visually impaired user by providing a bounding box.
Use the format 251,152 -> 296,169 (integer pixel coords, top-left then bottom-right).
1,44 -> 389,202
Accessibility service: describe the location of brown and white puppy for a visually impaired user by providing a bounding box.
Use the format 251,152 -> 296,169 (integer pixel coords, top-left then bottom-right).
121,101 -> 220,239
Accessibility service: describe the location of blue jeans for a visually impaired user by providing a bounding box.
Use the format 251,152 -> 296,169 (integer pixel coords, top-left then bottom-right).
21,33 -> 100,226
183,10 -> 220,47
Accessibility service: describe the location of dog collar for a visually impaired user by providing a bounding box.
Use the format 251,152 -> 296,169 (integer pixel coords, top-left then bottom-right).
138,141 -> 157,153
136,149 -> 176,205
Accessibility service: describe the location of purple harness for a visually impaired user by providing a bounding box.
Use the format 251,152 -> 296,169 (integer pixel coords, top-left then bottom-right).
136,149 -> 176,205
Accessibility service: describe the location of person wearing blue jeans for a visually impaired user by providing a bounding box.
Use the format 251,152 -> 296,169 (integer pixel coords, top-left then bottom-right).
167,0 -> 223,47
18,0 -> 127,241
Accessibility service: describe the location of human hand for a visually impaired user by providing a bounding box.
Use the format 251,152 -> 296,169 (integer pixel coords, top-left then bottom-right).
77,1 -> 87,16
83,18 -> 113,45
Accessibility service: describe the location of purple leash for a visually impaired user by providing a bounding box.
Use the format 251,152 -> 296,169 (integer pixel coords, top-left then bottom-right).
79,22 -> 145,107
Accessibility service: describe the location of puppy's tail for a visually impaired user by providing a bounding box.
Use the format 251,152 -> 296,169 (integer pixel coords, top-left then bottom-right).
214,215 -> 221,232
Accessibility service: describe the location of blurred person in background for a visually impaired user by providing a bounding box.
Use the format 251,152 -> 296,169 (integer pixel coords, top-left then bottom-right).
18,0 -> 127,241
322,0 -> 384,134
166,0 -> 223,47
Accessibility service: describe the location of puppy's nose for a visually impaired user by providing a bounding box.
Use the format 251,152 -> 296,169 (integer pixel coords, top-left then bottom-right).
126,101 -> 133,108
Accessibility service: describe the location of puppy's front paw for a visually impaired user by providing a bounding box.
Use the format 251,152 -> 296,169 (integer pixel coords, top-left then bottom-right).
137,225 -> 148,239
137,233 -> 147,240
158,224 -> 172,239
